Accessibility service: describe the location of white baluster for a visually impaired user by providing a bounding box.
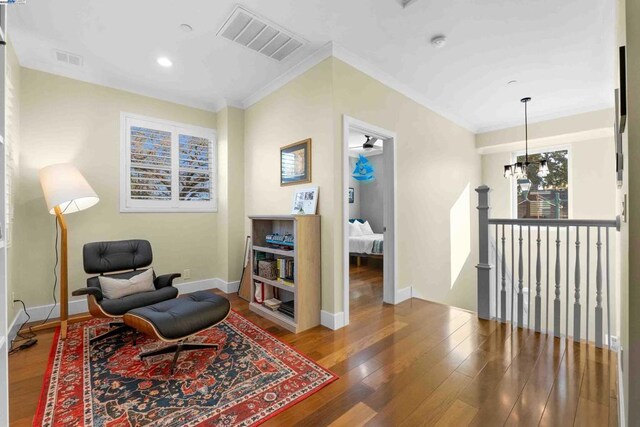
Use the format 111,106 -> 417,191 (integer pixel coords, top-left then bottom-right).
501,224 -> 507,322
546,227 -> 550,333
528,226 -> 532,328
606,227 -> 611,348
566,226 -> 569,338
495,225 -> 499,320
511,225 -> 515,326
518,226 -> 524,328
574,227 -> 581,341
535,226 -> 541,332
554,226 -> 561,338
586,227 -> 590,343
595,227 -> 603,348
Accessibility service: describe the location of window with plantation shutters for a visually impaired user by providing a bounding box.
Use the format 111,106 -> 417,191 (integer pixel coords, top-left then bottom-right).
121,113 -> 217,212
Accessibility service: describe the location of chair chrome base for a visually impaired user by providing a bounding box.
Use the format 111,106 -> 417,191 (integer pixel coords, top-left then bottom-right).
90,322 -> 131,345
139,342 -> 219,374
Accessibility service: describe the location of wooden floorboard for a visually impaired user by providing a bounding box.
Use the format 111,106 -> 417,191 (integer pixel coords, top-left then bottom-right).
8,263 -> 617,426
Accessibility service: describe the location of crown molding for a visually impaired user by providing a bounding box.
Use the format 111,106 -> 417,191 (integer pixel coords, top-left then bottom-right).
330,43 -> 476,132
476,103 -> 614,134
241,42 -> 476,132
215,99 -> 245,113
241,42 -> 334,109
476,127 -> 613,155
19,61 -> 222,113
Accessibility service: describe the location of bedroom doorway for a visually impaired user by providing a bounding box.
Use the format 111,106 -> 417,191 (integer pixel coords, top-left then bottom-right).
342,116 -> 397,327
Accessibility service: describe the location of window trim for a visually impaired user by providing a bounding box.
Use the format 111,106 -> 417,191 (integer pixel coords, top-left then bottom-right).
120,112 -> 217,213
510,145 -> 572,219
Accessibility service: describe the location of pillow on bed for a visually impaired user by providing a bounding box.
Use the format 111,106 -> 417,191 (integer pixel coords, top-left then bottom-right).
360,221 -> 375,235
99,268 -> 155,299
349,221 -> 364,237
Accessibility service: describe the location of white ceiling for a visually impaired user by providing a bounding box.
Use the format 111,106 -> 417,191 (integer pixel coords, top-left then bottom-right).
9,0 -> 616,132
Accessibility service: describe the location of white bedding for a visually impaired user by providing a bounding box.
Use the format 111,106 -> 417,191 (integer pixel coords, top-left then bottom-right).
349,233 -> 384,254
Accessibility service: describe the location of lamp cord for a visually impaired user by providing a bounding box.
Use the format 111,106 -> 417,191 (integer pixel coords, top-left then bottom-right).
8,299 -> 36,355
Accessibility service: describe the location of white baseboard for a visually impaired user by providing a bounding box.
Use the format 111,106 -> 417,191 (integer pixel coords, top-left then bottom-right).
321,310 -> 345,330
8,309 -> 28,346
7,277 -> 238,344
176,278 -> 240,294
396,286 -> 413,303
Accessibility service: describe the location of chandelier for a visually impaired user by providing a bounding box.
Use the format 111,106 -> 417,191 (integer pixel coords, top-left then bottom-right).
503,97 -> 550,182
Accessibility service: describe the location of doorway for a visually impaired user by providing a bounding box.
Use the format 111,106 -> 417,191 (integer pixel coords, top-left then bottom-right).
342,116 -> 397,326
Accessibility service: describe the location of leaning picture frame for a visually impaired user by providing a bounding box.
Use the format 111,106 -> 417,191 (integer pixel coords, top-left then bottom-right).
291,186 -> 319,215
280,138 -> 312,186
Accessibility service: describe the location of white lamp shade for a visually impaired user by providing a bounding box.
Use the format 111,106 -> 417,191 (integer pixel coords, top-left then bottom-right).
39,163 -> 99,215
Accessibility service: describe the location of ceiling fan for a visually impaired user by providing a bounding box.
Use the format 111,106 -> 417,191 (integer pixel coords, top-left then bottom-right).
362,135 -> 381,152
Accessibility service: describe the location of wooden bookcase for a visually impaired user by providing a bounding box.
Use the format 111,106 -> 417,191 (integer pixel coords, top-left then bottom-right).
248,215 -> 321,333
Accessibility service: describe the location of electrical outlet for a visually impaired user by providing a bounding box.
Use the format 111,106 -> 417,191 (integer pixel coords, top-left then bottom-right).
606,334 -> 620,351
183,269 -> 191,280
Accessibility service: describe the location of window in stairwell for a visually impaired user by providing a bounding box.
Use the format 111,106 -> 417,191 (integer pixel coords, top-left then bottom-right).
514,149 -> 569,219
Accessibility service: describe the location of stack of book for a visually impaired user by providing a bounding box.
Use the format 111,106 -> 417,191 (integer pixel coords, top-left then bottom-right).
276,259 -> 294,284
266,233 -> 295,248
278,300 -> 295,319
264,298 -> 281,311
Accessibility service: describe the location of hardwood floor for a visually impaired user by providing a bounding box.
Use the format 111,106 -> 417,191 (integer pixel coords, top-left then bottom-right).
9,263 -> 617,426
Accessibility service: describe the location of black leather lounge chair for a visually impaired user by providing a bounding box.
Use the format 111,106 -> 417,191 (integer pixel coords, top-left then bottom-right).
72,239 -> 180,345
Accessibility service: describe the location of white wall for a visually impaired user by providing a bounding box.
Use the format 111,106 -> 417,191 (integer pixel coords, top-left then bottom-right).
14,68 -> 219,310
332,58 -> 481,312
482,137 -> 616,219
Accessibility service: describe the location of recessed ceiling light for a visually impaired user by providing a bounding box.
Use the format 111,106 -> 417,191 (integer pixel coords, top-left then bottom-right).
180,24 -> 193,32
157,57 -> 173,67
430,35 -> 447,48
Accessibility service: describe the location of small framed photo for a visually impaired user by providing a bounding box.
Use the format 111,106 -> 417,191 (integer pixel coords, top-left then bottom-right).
348,187 -> 355,203
291,187 -> 319,215
281,138 -> 312,186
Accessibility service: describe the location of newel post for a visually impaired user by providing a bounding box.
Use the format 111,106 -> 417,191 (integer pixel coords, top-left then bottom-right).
475,185 -> 491,320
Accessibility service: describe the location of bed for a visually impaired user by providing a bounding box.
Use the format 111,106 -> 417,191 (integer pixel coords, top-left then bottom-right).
348,219 -> 383,263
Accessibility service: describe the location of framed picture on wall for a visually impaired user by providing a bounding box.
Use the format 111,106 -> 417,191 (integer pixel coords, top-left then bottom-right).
619,46 -> 627,133
280,138 -> 312,186
348,187 -> 354,203
291,187 -> 319,215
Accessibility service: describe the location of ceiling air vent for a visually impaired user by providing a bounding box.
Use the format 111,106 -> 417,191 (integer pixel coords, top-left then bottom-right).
217,6 -> 305,62
54,49 -> 83,67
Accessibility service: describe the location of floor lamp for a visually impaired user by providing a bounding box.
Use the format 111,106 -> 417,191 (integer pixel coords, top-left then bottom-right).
38,164 -> 99,339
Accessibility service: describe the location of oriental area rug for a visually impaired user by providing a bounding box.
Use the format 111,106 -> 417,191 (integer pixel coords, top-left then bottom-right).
34,311 -> 337,426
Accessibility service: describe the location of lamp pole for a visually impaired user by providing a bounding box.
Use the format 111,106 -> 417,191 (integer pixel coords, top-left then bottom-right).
54,205 -> 68,339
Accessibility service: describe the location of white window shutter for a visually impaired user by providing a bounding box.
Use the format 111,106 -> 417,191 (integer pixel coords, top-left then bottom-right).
179,134 -> 212,201
121,114 -> 217,212
129,126 -> 173,201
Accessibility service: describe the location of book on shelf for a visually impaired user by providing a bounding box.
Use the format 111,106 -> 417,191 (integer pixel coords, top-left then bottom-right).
264,298 -> 281,311
277,300 -> 295,318
277,278 -> 294,287
276,258 -> 294,281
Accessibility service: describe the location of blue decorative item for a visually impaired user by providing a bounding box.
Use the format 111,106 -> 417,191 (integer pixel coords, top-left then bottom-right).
352,155 -> 375,182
